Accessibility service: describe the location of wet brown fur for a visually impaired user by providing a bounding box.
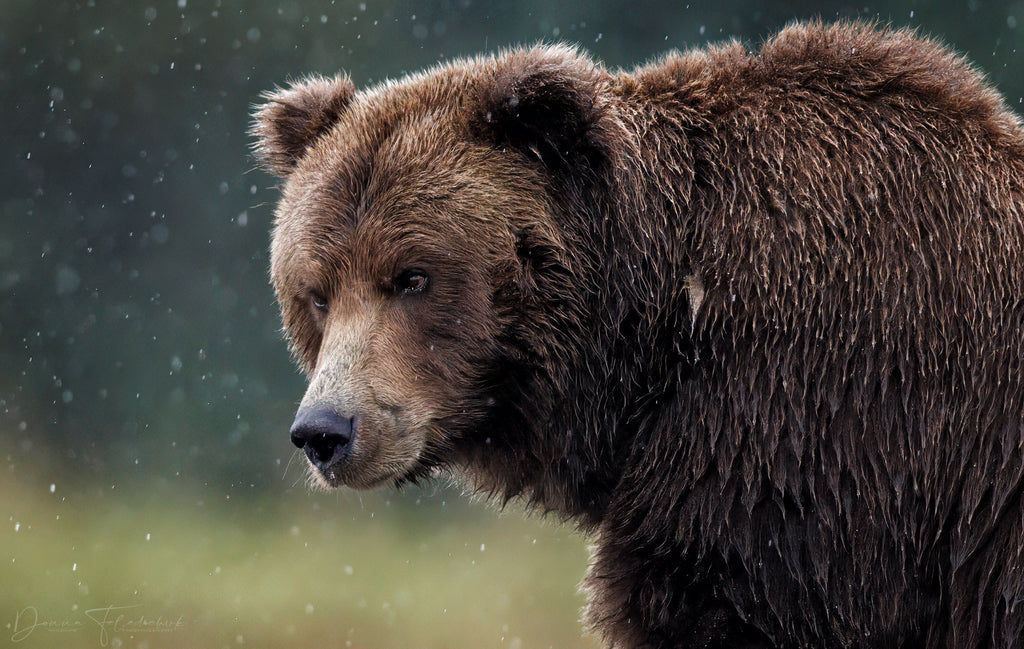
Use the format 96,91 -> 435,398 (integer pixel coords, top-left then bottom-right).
254,21 -> 1024,648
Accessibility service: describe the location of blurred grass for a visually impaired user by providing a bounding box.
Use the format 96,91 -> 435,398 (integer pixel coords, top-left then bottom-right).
1,461 -> 600,649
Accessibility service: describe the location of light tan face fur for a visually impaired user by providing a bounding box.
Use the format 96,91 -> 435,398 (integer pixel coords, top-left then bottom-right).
292,293 -> 436,489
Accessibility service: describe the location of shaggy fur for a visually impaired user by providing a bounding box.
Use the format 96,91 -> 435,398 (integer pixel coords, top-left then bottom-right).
254,21 -> 1024,648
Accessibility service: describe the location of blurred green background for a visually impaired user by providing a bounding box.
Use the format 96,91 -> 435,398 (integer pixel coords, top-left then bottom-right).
1,1 -> 1021,647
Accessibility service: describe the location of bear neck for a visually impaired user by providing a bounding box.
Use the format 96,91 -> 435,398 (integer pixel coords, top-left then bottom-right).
460,105 -> 701,530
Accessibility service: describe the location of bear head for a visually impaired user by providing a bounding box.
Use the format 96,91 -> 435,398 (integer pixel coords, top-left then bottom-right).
253,46 -> 625,496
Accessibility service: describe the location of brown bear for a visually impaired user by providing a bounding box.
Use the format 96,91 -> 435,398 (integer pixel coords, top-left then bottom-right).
253,21 -> 1024,649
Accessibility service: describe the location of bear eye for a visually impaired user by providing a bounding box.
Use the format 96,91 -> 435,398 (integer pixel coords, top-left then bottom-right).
309,290 -> 329,312
395,268 -> 430,295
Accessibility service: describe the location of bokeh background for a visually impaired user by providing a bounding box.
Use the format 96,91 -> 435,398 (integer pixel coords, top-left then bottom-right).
2,1 -> 1021,647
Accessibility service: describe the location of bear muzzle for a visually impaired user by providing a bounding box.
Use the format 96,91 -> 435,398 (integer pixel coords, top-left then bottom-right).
289,406 -> 356,474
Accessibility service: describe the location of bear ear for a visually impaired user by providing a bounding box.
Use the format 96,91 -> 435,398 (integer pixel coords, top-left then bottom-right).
252,74 -> 355,177
474,45 -> 612,171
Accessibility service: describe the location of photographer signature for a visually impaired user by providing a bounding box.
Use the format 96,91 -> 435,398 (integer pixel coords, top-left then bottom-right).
11,605 -> 186,646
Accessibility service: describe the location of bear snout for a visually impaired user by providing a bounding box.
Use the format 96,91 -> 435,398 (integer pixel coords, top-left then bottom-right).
289,407 -> 355,471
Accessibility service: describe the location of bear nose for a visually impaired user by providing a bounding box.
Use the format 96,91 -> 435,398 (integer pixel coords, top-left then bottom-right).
289,407 -> 355,467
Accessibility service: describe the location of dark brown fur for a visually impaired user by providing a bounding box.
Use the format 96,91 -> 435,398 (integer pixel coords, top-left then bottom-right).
254,21 -> 1024,648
